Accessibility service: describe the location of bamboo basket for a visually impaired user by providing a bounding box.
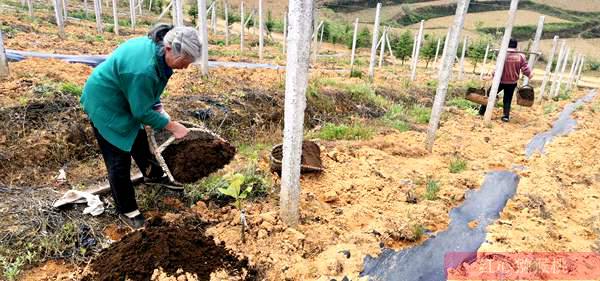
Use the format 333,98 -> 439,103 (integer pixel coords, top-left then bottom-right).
517,85 -> 535,107
270,141 -> 323,174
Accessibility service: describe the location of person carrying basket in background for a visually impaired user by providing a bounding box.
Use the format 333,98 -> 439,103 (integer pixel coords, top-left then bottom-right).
80,24 -> 202,229
479,38 -> 533,122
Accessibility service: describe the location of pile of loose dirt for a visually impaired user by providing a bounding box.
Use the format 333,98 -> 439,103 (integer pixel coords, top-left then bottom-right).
161,130 -> 236,183
84,217 -> 258,281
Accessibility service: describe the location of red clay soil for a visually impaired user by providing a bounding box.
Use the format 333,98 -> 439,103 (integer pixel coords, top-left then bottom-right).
84,217 -> 257,281
161,130 -> 236,183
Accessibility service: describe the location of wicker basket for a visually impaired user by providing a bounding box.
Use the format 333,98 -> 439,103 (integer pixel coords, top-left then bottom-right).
465,87 -> 489,105
517,85 -> 535,107
270,141 -> 324,174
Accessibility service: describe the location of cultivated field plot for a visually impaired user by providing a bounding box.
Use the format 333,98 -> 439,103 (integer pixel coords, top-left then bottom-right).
411,10 -> 568,30
532,0 -> 600,12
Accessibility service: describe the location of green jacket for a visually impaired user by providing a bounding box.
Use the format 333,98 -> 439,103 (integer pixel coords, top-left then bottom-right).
81,37 -> 172,152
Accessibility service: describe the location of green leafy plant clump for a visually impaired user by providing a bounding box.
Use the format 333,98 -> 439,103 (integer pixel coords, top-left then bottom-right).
449,158 -> 467,173
424,179 -> 440,200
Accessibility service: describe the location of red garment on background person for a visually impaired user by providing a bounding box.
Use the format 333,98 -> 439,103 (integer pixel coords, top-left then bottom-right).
500,48 -> 532,84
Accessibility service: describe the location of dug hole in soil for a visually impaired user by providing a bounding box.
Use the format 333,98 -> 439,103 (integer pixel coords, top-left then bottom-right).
83,217 -> 258,281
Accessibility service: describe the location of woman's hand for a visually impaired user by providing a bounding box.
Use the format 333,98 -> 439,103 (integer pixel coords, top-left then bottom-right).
165,121 -> 190,139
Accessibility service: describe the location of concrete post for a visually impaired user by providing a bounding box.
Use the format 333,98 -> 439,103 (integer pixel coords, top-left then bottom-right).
458,36 -> 467,80
479,43 -> 490,79
176,0 -> 184,26
283,11 -> 287,53
53,0 -> 65,38
523,16 -> 544,85
539,35 -> 558,100
224,0 -> 229,45
259,0 -> 264,60
27,0 -> 33,18
548,40 -> 566,99
198,0 -> 209,75
552,47 -> 570,98
483,0 -> 520,124
425,0 -> 470,151
212,0 -> 217,33
111,0 -> 119,35
411,20 -> 424,81
378,27 -> 386,68
438,29 -> 449,71
93,0 -> 103,33
350,17 -> 359,73
368,2 -> 381,80
566,53 -> 579,89
240,1 -> 244,54
129,0 -> 137,30
386,32 -> 396,61
575,56 -> 585,87
433,38 -> 441,66
280,0 -> 314,227
0,31 -> 9,78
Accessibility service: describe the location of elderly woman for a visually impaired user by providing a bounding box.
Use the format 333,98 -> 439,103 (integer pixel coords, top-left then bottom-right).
81,24 -> 201,229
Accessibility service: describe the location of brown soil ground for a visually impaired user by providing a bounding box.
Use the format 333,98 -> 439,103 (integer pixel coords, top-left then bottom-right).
191,92 -> 597,280
479,97 -> 600,251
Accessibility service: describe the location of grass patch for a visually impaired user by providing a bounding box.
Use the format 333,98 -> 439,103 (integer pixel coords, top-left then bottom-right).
447,98 -> 479,115
553,87 -> 572,101
60,82 -> 83,97
424,179 -> 440,200
408,105 -> 431,124
315,123 -> 374,140
346,83 -> 389,108
449,158 -> 467,173
236,143 -> 271,162
350,69 -> 363,78
543,103 -> 558,115
412,224 -> 426,241
382,104 -> 411,132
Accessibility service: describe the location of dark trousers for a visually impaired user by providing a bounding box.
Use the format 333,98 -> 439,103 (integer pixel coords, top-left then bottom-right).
92,125 -> 163,214
479,83 -> 518,118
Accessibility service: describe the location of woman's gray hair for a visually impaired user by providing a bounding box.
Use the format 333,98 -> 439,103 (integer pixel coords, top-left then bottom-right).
148,24 -> 202,61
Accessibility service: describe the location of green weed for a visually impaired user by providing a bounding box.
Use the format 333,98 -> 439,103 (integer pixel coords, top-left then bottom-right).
449,158 -> 467,173
424,179 -> 440,200
543,103 -> 558,115
1,256 -> 24,281
350,69 -> 363,78
447,98 -> 479,115
382,104 -> 410,132
316,123 -> 374,140
60,82 -> 83,97
409,105 -> 431,124
412,224 -> 426,241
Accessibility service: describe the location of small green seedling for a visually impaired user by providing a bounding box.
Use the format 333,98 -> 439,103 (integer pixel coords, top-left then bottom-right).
218,173 -> 252,242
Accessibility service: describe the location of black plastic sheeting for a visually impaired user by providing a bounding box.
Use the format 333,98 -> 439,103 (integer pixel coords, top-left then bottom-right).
361,171 -> 519,281
5,49 -> 283,70
360,89 -> 598,281
525,89 -> 597,158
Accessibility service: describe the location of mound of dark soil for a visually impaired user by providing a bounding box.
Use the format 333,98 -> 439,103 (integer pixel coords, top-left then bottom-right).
161,130 -> 236,183
85,217 -> 257,281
